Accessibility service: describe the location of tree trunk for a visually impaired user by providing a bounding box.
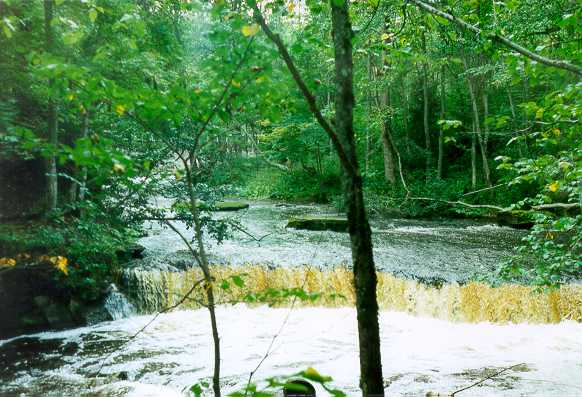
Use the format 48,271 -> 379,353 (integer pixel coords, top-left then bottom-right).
422,32 -> 431,181
464,61 -> 492,187
482,91 -> 490,153
185,165 -> 221,397
365,53 -> 373,174
380,89 -> 396,185
400,79 -> 411,155
251,3 -> 384,394
471,121 -> 477,189
44,0 -> 58,211
506,88 -> 524,157
331,2 -> 384,396
78,112 -> 89,202
437,67 -> 445,179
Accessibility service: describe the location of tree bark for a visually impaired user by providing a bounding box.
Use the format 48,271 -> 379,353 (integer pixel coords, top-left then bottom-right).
44,0 -> 58,211
422,33 -> 431,181
471,121 -> 477,190
380,89 -> 396,185
437,67 -> 445,179
251,3 -> 384,394
330,2 -> 384,396
464,60 -> 492,187
184,164 -> 221,397
365,53 -> 373,174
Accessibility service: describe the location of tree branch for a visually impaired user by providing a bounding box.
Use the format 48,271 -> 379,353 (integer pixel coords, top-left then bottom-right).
451,363 -> 526,396
94,276 -> 205,377
409,196 -> 506,211
409,0 -> 582,76
248,1 -> 356,176
192,37 -> 256,154
408,197 -> 580,213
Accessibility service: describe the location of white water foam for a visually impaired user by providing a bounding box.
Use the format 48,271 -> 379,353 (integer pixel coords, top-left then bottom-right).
2,306 -> 581,396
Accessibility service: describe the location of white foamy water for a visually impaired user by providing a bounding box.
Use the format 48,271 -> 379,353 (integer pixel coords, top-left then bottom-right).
1,306 -> 581,396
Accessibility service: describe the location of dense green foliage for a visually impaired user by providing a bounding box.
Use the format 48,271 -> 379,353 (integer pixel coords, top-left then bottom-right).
0,0 -> 580,292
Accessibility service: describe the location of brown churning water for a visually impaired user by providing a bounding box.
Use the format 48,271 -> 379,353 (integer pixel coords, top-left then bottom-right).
123,265 -> 582,324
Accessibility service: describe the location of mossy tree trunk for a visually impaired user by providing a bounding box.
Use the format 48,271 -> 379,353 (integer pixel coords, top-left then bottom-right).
251,1 -> 385,394
331,2 -> 384,395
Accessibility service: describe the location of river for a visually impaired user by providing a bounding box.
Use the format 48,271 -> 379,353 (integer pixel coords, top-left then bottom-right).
1,201 -> 581,396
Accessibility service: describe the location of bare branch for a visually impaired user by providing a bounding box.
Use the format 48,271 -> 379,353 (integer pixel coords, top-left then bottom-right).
462,183 -> 507,197
451,363 -> 526,396
409,196 -> 506,211
408,197 -> 580,213
165,220 -> 204,268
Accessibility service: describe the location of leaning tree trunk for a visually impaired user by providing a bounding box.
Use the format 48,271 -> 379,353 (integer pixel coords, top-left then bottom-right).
331,2 -> 384,396
44,0 -> 58,211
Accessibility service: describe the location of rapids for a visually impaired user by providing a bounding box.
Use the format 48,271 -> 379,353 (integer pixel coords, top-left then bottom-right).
1,201 -> 581,396
1,306 -> 581,396
138,200 -> 525,283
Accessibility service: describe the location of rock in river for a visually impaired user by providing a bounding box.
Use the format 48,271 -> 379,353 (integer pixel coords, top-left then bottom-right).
286,216 -> 349,232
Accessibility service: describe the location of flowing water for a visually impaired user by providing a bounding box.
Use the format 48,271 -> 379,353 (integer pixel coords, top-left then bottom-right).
1,307 -> 582,396
2,201 -> 581,396
138,200 -> 523,283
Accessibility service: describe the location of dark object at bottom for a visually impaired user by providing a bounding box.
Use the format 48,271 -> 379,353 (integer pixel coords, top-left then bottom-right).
283,380 -> 316,397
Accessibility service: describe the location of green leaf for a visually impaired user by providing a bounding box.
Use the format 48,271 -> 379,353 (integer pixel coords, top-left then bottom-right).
232,275 -> 244,287
190,383 -> 202,397
89,9 -> 98,23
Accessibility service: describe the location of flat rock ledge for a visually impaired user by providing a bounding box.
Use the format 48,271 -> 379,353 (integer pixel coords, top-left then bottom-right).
286,216 -> 348,232
196,201 -> 250,212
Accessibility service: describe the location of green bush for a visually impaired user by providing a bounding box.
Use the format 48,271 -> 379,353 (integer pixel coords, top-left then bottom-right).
0,209 -> 139,302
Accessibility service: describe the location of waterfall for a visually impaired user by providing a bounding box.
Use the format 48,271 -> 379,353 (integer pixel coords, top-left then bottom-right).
121,265 -> 582,323
103,284 -> 137,320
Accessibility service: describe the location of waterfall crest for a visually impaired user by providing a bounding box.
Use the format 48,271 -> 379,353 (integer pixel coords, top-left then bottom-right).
121,265 -> 582,323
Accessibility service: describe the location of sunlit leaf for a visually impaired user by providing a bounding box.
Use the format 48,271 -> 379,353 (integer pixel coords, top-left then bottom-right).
241,24 -> 260,37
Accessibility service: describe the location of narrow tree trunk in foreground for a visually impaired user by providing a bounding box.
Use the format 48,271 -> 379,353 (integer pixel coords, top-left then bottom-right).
331,2 -> 384,396
44,0 -> 58,211
251,2 -> 384,394
185,166 -> 221,397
